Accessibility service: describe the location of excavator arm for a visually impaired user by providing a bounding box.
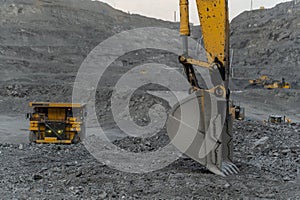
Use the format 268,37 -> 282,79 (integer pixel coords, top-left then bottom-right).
166,0 -> 238,176
180,0 -> 229,83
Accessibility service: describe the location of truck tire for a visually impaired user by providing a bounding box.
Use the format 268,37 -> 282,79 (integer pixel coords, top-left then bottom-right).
72,133 -> 81,144
80,124 -> 86,140
29,131 -> 37,143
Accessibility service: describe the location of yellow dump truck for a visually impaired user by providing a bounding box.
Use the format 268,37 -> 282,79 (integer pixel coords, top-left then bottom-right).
249,75 -> 270,86
26,102 -> 86,144
267,115 -> 292,124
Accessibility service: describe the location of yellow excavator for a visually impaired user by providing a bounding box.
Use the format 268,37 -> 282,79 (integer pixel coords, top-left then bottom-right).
166,0 -> 238,176
249,76 -> 291,89
264,78 -> 291,89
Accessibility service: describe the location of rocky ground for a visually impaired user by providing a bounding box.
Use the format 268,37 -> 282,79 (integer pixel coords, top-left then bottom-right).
0,121 -> 299,199
0,0 -> 299,199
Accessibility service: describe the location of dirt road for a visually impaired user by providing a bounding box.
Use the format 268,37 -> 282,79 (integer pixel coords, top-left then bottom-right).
0,115 -> 28,144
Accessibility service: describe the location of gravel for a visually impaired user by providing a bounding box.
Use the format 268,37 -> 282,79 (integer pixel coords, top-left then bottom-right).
0,121 -> 299,199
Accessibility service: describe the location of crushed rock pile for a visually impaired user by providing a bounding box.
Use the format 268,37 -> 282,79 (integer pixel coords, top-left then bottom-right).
0,121 -> 299,199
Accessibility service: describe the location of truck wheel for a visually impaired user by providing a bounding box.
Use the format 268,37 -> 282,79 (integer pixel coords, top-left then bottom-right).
80,124 -> 86,140
72,133 -> 81,144
29,131 -> 37,143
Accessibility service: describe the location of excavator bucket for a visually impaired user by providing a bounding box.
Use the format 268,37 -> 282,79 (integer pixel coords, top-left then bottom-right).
166,90 -> 238,176
169,0 -> 238,176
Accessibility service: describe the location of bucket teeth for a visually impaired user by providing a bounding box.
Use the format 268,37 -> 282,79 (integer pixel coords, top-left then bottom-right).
222,161 -> 239,176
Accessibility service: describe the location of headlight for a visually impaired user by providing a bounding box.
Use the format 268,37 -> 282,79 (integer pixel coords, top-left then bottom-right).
58,130 -> 63,134
47,130 -> 52,133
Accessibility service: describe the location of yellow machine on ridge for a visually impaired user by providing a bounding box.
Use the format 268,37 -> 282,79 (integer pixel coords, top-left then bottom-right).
264,78 -> 291,89
27,102 -> 86,144
249,76 -> 291,89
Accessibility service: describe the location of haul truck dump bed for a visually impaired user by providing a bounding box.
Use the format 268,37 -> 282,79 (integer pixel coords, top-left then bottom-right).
27,102 -> 85,144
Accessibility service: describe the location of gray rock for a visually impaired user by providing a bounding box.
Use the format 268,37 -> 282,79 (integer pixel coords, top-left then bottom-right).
33,174 -> 43,181
253,136 -> 269,148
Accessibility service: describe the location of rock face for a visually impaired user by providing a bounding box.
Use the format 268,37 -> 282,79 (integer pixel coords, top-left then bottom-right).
229,1 -> 300,122
0,0 -> 178,114
230,1 -> 300,88
0,0 -> 299,115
